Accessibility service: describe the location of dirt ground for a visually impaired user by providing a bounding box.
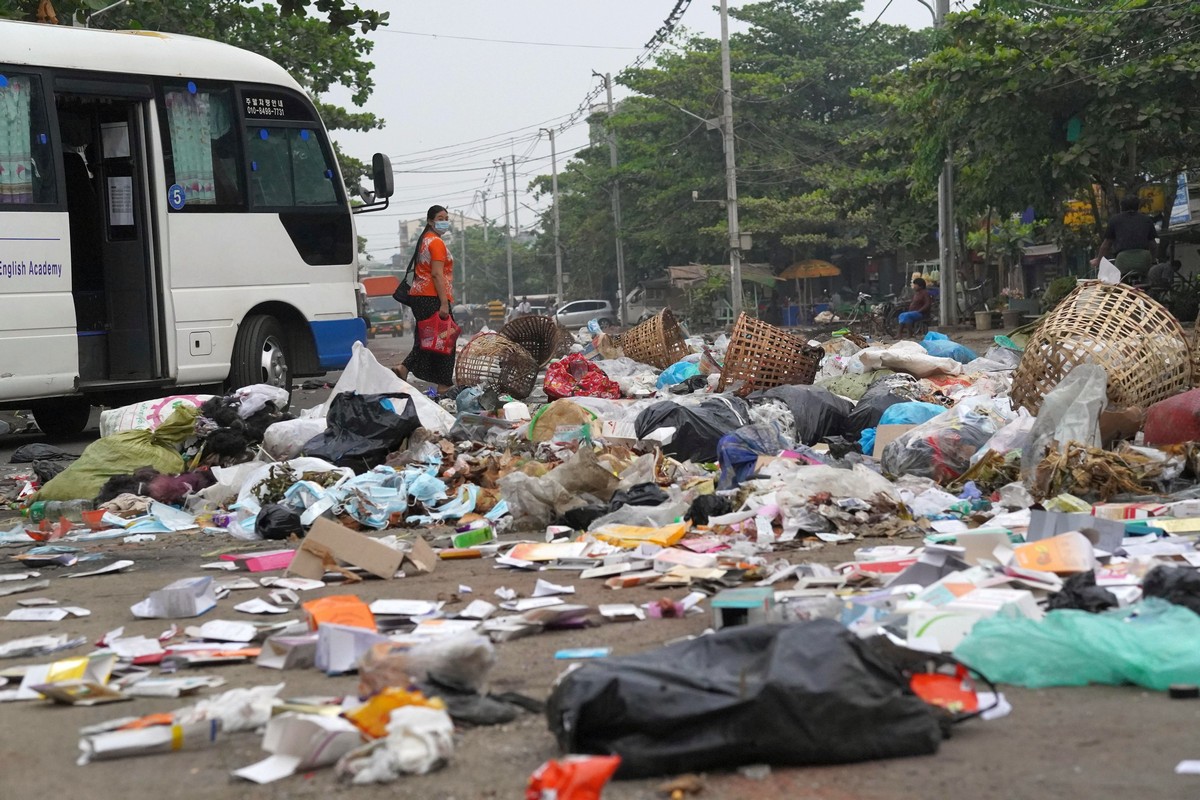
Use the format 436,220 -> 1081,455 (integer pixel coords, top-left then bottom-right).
3,528 -> 1200,800
6,325 -> 1198,800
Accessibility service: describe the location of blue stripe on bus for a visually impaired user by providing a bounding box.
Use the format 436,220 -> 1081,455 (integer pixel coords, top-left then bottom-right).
310,318 -> 366,370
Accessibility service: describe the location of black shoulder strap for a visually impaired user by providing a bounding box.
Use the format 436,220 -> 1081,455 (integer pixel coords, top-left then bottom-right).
403,228 -> 426,280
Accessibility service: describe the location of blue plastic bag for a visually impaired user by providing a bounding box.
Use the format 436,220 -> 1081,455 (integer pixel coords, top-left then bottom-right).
717,422 -> 793,489
858,402 -> 945,454
955,599 -> 1200,690
920,331 -> 977,364
656,360 -> 701,389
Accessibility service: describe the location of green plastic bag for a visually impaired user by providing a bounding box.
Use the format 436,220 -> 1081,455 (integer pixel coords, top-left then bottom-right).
954,599 -> 1200,691
35,406 -> 199,501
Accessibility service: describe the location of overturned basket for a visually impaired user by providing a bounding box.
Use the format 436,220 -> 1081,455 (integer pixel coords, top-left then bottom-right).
454,333 -> 539,399
619,308 -> 691,369
1011,280 -> 1192,414
1192,316 -> 1200,389
499,315 -> 562,367
716,313 -> 822,393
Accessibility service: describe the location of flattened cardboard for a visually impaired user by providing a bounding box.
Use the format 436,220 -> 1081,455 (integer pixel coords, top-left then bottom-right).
286,518 -> 403,581
1026,510 -> 1124,553
403,536 -> 437,576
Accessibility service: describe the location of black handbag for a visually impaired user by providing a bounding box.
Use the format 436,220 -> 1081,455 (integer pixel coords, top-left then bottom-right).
391,233 -> 424,306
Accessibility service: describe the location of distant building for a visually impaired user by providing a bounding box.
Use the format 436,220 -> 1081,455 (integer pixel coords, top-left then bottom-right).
398,214 -> 485,248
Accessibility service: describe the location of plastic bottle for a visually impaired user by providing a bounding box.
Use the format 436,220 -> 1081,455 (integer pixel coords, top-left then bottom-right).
25,499 -> 94,524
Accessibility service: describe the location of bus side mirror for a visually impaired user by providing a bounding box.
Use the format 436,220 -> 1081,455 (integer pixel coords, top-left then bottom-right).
371,153 -> 394,199
354,153 -> 393,214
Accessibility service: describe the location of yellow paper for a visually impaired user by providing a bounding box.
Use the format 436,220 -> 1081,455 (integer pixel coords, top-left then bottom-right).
593,522 -> 687,549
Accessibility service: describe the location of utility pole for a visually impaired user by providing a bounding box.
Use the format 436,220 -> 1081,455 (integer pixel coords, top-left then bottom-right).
935,0 -> 957,327
478,189 -> 489,243
719,0 -> 743,322
497,159 -> 514,307
459,209 -> 467,305
542,127 -> 565,305
511,152 -> 520,248
594,70 -> 627,325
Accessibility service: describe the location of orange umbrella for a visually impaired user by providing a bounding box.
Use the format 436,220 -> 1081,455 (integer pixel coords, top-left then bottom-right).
779,259 -> 840,280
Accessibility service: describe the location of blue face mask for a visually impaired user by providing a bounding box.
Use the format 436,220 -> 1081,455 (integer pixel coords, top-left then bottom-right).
434,220 -> 451,233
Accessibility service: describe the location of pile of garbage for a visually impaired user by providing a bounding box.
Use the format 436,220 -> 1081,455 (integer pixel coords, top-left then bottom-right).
11,292 -> 1200,788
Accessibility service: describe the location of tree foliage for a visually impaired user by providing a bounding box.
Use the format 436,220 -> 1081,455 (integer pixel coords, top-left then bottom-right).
530,0 -> 935,303
879,0 -> 1200,232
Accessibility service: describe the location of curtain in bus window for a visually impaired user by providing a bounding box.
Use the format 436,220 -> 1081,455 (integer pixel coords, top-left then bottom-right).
165,90 -> 216,204
0,76 -> 34,204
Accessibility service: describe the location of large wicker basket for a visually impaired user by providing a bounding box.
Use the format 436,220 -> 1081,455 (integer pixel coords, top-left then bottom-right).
1011,281 -> 1192,414
1191,316 -> 1200,389
716,313 -> 822,393
618,309 -> 691,369
454,333 -> 539,399
499,315 -> 561,367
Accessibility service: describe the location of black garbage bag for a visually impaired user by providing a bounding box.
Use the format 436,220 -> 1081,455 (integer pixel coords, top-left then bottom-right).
1046,571 -> 1119,613
301,392 -> 421,472
754,385 -> 852,445
546,620 -> 943,779
687,494 -> 731,526
257,504 -> 304,540
10,443 -> 75,463
608,483 -> 667,511
558,504 -> 609,531
1142,565 -> 1200,615
634,397 -> 750,463
33,461 -> 71,484
845,388 -> 908,439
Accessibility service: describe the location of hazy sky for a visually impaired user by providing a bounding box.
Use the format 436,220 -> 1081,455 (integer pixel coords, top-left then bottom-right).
329,1 -> 948,263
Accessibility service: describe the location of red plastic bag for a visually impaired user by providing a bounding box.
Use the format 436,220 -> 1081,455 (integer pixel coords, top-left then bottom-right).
417,313 -> 461,356
544,354 -> 621,401
526,755 -> 620,800
1144,387 -> 1200,445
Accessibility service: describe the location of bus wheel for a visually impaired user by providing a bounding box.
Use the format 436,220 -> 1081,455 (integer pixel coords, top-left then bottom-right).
230,314 -> 291,395
31,398 -> 92,438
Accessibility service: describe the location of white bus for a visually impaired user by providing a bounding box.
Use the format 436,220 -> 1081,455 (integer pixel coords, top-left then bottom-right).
0,20 -> 393,435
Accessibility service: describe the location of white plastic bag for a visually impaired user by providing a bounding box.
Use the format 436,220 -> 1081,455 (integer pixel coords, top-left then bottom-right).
305,342 -> 455,434
337,706 -> 454,784
262,418 -> 329,460
233,384 -> 290,417
1021,364 -> 1107,482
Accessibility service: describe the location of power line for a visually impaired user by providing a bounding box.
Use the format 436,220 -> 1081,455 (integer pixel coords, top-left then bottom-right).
1022,0 -> 1196,13
377,28 -> 643,50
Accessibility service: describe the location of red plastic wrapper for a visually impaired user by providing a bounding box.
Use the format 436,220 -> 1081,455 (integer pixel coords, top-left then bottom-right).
417,313 -> 461,355
544,354 -> 621,401
526,755 -> 621,800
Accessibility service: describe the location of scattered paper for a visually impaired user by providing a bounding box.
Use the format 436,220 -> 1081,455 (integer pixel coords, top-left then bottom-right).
494,586 -> 517,601
67,560 -> 134,578
0,579 -> 49,598
235,598 -> 289,615
532,579 -> 576,597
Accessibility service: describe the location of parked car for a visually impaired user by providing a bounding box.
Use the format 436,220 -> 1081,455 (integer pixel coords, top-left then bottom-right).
365,295 -> 404,338
556,299 -> 615,329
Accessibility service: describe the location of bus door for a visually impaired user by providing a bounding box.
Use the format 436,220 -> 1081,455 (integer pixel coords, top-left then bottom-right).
54,78 -> 162,383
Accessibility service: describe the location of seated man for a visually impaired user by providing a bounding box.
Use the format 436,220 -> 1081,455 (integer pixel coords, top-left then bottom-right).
1147,259 -> 1182,290
898,278 -> 931,336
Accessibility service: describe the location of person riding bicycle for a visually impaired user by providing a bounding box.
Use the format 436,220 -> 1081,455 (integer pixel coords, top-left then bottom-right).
1091,194 -> 1157,280
898,278 -> 931,337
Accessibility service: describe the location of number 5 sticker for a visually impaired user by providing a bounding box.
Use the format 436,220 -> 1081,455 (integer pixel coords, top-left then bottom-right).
168,184 -> 186,210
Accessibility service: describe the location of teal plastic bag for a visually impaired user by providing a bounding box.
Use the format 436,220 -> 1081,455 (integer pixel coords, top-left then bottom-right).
656,360 -> 701,389
859,402 -> 945,454
920,331 -> 977,364
954,599 -> 1200,691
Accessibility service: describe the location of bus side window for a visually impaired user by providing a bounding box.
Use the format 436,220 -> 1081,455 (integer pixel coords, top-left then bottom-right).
163,85 -> 243,207
246,126 -> 337,208
0,72 -> 57,206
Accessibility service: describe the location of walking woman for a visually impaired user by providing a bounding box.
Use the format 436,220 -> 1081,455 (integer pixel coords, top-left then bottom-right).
395,205 -> 456,392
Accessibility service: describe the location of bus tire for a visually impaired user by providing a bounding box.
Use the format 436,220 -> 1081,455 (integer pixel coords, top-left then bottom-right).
230,314 -> 292,396
31,398 -> 91,438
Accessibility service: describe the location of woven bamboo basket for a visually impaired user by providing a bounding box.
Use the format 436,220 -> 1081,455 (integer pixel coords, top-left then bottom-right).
716,313 -> 822,393
454,333 -> 539,399
498,315 -> 561,367
1191,316 -> 1200,389
618,309 -> 691,369
1010,281 -> 1192,414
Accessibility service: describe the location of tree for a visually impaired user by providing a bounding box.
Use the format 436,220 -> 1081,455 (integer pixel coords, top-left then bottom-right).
1,0 -> 388,193
879,1 -> 1200,238
528,0 -> 936,301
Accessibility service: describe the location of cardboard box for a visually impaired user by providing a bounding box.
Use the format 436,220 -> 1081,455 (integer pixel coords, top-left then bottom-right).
1027,510 -> 1124,553
873,424 -> 916,459
287,518 -> 404,581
